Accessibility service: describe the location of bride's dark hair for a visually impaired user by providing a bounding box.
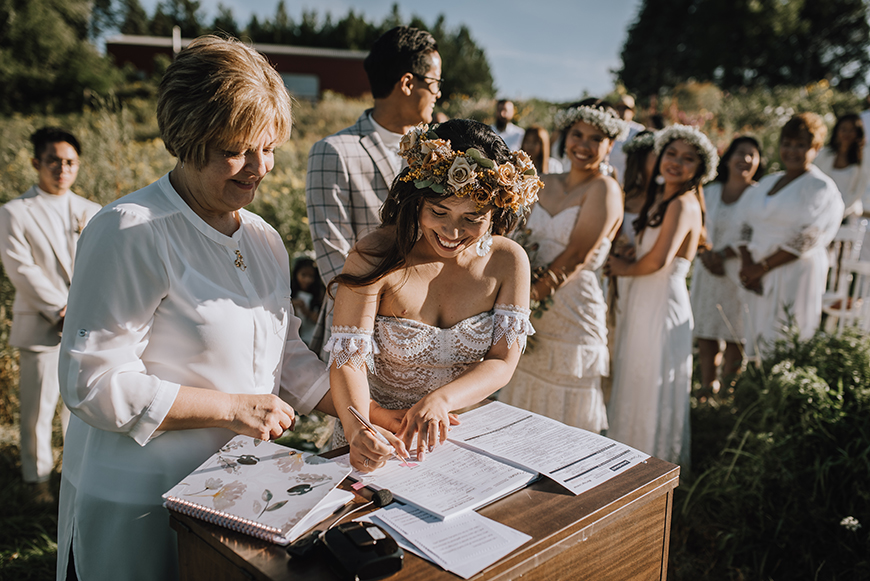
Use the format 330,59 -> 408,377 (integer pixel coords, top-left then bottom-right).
330,119 -> 522,293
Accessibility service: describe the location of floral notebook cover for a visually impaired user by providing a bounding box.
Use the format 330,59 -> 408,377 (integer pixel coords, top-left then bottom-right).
163,435 -> 351,544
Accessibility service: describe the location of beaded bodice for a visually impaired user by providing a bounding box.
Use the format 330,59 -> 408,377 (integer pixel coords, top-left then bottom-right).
326,304 -> 533,410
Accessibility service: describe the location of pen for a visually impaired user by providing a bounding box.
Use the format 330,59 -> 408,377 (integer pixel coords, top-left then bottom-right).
347,405 -> 409,463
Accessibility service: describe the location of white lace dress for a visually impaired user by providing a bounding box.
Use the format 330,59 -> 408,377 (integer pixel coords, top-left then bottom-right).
498,205 -> 610,433
325,305 -> 534,445
607,225 -> 693,467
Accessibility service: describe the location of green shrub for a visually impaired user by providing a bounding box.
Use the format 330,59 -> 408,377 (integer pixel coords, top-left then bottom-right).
675,327 -> 870,580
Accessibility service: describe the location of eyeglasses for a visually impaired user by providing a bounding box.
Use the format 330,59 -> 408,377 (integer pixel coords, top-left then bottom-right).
44,159 -> 80,171
412,73 -> 443,94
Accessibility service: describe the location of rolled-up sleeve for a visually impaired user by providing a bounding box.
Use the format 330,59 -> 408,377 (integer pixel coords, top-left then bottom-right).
59,207 -> 177,446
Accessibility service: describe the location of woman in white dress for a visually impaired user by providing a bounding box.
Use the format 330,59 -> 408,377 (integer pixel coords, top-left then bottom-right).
497,101 -> 625,432
55,37 -> 336,581
605,124 -> 718,467
327,120 -> 540,471
738,113 -> 844,354
691,136 -> 763,394
813,113 -> 868,221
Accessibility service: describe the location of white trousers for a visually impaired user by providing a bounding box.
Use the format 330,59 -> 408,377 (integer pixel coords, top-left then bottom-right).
19,347 -> 69,482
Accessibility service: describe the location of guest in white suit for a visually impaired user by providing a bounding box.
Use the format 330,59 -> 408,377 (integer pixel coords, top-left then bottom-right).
0,127 -> 101,488
306,26 -> 442,357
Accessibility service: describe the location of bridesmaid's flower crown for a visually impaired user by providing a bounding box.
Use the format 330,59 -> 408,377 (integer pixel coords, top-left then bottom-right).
654,124 -> 720,184
554,105 -> 630,141
398,124 -> 543,214
621,131 -> 656,155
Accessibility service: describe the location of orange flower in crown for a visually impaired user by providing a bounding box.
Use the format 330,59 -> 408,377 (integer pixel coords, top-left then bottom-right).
398,124 -> 543,214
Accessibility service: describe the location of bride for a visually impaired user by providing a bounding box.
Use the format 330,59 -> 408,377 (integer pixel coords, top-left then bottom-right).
326,119 -> 541,472
498,100 -> 626,432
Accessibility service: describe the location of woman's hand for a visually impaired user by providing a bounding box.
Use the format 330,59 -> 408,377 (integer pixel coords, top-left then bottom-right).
700,249 -> 726,276
396,392 -> 453,461
604,254 -> 632,277
227,393 -> 296,440
347,425 -> 401,473
739,261 -> 765,294
370,401 -> 406,433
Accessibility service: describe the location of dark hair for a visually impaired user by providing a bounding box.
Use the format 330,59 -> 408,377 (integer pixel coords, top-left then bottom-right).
30,127 -> 81,159
364,27 -> 438,99
496,99 -> 513,108
291,257 -> 323,312
331,119 -> 519,292
633,137 -> 708,244
715,135 -> 764,183
557,97 -> 616,157
622,130 -> 655,202
828,113 -> 865,166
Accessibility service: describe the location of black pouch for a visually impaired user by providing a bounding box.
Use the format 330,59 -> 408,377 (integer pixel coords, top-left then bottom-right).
320,521 -> 403,581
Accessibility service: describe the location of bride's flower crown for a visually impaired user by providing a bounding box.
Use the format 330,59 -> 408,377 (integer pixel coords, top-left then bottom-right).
398,124 -> 543,214
554,105 -> 630,141
653,124 -> 719,184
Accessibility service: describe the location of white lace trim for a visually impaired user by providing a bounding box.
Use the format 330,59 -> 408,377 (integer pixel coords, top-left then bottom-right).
493,303 -> 535,352
324,326 -> 379,372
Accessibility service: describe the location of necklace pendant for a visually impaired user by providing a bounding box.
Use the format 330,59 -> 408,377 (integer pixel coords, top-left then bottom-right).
234,249 -> 247,271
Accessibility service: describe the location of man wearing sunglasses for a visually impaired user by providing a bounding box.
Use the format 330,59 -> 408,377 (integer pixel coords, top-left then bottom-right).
306,26 -> 442,356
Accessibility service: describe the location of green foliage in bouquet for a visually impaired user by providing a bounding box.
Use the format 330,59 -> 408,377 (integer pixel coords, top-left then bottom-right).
674,327 -> 870,580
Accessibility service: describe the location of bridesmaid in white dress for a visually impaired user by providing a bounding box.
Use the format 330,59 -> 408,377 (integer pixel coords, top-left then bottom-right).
691,136 -> 763,395
326,120 -> 541,472
738,113 -> 844,355
813,113 -> 869,221
498,100 -> 626,432
605,124 -> 719,467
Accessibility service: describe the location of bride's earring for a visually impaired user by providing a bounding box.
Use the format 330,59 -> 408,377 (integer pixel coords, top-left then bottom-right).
655,174 -> 665,185
476,229 -> 493,257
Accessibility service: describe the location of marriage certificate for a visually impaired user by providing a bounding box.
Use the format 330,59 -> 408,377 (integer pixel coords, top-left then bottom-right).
448,401 -> 650,495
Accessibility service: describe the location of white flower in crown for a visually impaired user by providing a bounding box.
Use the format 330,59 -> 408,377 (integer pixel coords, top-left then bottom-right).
399,123 -> 428,155
622,131 -> 656,155
495,162 -> 517,187
653,124 -> 720,184
554,105 -> 630,141
447,156 -> 478,191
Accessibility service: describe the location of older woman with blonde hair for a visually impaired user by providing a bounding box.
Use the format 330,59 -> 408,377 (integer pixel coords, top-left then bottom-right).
738,113 -> 844,354
56,36 -> 336,581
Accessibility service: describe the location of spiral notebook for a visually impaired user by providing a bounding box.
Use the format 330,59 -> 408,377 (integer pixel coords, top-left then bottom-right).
163,435 -> 351,545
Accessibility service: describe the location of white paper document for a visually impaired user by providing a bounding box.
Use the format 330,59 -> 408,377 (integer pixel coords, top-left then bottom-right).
364,503 -> 531,579
448,401 -> 650,495
340,440 -> 537,520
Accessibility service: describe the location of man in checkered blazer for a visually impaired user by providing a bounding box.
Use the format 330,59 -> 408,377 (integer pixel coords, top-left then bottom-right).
306,26 -> 443,356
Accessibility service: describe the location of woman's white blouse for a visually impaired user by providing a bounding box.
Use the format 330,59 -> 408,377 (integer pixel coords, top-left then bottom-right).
814,148 -> 870,217
56,174 -> 328,581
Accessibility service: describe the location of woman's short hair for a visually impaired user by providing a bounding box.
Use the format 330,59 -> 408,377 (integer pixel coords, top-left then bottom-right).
157,35 -> 292,169
715,135 -> 764,183
781,112 -> 827,150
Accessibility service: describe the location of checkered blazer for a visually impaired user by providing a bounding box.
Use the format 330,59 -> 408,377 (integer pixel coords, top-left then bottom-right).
305,111 -> 398,355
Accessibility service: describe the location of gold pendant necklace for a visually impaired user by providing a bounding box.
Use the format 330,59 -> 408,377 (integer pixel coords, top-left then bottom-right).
234,249 -> 246,271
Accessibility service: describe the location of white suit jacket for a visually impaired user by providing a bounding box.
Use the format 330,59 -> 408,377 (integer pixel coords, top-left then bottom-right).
305,111 -> 398,353
0,186 -> 101,349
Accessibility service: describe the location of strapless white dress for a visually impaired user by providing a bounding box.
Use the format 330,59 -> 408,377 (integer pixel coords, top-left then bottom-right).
607,224 -> 692,467
498,205 -> 610,433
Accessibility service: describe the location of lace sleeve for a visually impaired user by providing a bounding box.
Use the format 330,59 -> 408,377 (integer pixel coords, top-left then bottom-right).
492,304 -> 535,352
323,326 -> 379,372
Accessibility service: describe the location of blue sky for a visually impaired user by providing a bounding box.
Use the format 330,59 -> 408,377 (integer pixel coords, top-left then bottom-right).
134,0 -> 643,101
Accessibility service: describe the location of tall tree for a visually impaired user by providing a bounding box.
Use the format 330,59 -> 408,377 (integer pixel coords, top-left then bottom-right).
118,0 -> 149,35
618,0 -> 870,95
211,3 -> 239,39
0,0 -> 121,114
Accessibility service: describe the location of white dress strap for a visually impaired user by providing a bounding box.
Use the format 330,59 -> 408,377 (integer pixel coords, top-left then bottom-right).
324,326 -> 379,372
492,304 -> 535,352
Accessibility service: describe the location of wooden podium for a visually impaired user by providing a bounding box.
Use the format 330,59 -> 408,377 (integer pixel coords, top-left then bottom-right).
170,454 -> 679,581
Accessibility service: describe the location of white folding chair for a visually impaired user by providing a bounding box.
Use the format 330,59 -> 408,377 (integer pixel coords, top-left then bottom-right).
823,221 -> 867,315
822,258 -> 870,333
